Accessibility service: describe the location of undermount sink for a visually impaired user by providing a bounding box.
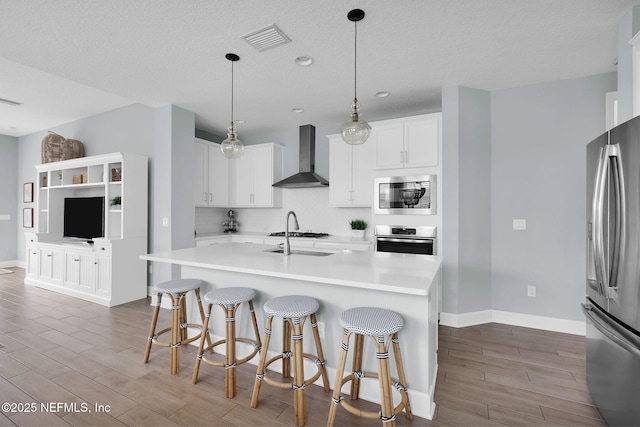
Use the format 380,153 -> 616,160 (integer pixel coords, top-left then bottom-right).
265,248 -> 334,257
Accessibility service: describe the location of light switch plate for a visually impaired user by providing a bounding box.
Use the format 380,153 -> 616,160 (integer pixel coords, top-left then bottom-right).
0,214 -> 10,221
513,219 -> 526,230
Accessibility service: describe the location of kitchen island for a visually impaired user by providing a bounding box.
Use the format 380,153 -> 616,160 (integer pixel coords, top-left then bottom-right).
141,243 -> 441,419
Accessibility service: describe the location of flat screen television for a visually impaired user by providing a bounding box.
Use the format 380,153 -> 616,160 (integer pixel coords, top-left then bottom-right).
63,196 -> 105,241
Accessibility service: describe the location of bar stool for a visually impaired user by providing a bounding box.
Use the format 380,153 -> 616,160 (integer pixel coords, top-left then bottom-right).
251,295 -> 330,426
143,278 -> 210,374
192,287 -> 262,398
327,307 -> 412,427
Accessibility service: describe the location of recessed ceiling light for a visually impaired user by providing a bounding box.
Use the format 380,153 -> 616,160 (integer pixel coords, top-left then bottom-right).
375,91 -> 391,98
291,108 -> 304,113
294,56 -> 314,67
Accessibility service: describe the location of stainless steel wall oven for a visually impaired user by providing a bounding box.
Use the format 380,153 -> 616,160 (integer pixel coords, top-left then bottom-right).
375,225 -> 436,255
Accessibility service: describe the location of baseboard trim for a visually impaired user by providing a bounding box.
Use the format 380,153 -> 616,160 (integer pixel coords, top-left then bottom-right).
440,309 -> 586,336
0,260 -> 21,268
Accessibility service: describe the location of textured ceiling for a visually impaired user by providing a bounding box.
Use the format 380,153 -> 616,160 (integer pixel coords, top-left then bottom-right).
0,0 -> 638,138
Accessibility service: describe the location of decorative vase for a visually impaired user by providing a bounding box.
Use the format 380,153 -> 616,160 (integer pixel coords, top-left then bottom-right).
351,229 -> 365,239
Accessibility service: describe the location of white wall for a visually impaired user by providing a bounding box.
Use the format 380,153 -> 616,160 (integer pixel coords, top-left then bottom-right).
0,134 -> 18,264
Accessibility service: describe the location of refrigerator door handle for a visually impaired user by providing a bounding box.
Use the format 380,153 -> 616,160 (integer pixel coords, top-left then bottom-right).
609,143 -> 625,298
592,147 -> 608,295
582,303 -> 640,358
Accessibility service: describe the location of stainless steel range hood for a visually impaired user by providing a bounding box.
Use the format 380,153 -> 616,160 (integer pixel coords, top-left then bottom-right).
273,124 -> 329,188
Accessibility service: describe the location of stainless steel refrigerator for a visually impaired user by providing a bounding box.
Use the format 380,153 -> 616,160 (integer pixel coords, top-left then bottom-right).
585,115 -> 640,426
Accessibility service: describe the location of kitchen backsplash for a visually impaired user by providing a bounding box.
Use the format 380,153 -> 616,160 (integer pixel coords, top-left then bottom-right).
195,187 -> 371,238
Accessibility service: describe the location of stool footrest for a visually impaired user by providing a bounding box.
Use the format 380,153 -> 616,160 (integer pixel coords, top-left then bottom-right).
149,324 -> 204,347
199,337 -> 260,368
333,372 -> 410,421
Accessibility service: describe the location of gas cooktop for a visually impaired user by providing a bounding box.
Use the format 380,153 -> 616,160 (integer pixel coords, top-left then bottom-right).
268,232 -> 330,238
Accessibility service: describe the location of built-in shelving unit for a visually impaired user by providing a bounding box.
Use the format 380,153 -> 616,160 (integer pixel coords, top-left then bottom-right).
26,152 -> 148,307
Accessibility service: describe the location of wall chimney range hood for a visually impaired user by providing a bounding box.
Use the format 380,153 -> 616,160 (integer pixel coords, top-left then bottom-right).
272,124 -> 329,188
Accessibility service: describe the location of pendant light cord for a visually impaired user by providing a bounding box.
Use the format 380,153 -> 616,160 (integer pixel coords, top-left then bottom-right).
230,59 -> 234,123
353,19 -> 358,100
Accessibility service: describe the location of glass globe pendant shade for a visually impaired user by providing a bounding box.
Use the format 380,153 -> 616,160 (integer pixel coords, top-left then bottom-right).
220,121 -> 244,159
341,98 -> 371,145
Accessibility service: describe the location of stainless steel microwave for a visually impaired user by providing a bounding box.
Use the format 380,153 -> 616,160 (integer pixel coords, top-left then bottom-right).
374,175 -> 436,215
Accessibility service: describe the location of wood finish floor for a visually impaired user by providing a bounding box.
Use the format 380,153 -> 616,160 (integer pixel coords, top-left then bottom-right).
0,268 -> 604,426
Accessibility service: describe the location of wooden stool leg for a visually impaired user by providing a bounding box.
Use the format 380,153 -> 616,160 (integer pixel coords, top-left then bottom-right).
282,318 -> 291,378
170,295 -> 181,375
291,318 -> 306,427
350,333 -> 364,399
144,292 -> 162,363
192,303 -> 212,384
375,336 -> 395,427
248,300 -> 262,350
194,288 -> 212,347
179,293 -> 188,342
224,304 -> 238,398
391,333 -> 412,419
310,313 -> 330,391
327,329 -> 351,427
251,315 -> 273,408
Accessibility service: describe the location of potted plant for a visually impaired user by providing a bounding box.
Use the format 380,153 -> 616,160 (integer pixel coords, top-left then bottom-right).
110,196 -> 121,207
349,219 -> 368,239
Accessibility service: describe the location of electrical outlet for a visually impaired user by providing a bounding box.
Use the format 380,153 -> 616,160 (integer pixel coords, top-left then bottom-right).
162,217 -> 169,227
527,286 -> 536,297
513,219 -> 527,230
317,321 -> 325,339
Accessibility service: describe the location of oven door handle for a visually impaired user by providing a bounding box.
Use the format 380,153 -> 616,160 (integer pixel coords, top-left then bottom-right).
376,237 -> 432,244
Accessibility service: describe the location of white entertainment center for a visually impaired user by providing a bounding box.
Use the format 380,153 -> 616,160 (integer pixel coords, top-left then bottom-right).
24,152 -> 148,307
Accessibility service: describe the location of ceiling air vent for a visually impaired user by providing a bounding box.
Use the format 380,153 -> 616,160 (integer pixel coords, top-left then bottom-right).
242,24 -> 291,52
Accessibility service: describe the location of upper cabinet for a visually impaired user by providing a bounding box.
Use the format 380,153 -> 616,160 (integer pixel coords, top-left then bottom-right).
372,113 -> 441,170
328,134 -> 373,207
229,143 -> 284,208
194,139 -> 229,207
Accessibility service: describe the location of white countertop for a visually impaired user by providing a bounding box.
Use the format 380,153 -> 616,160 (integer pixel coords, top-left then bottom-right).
195,231 -> 373,245
141,243 -> 441,296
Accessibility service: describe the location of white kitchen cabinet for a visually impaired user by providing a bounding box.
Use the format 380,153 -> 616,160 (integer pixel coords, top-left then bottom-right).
372,113 -> 441,170
229,143 -> 283,208
25,233 -> 38,278
313,241 -> 371,251
194,139 -> 229,207
328,134 -> 373,207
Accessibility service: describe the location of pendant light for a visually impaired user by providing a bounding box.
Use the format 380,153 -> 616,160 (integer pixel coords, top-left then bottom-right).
220,53 -> 244,159
341,8 -> 371,145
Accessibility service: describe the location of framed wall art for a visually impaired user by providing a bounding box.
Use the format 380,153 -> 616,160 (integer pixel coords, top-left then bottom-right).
23,182 -> 34,203
23,208 -> 33,228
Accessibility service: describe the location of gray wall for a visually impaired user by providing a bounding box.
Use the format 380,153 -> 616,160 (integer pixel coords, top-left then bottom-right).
442,86 -> 492,314
0,134 -> 18,263
490,72 -> 616,321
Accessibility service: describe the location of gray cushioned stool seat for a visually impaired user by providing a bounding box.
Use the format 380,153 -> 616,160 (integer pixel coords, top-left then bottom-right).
154,278 -> 203,296
263,295 -> 319,318
339,306 -> 404,336
204,287 -> 256,306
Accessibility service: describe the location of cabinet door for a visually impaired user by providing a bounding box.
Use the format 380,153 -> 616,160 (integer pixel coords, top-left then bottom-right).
39,247 -> 64,285
194,140 -> 209,207
351,142 -> 373,206
251,145 -> 275,207
65,251 -> 94,292
329,137 -> 354,206
372,122 -> 405,170
209,143 -> 229,207
26,244 -> 38,278
404,115 -> 440,168
94,254 -> 111,298
230,150 -> 254,206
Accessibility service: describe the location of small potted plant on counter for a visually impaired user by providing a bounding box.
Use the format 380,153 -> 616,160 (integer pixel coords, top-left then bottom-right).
110,196 -> 121,208
349,219 -> 368,239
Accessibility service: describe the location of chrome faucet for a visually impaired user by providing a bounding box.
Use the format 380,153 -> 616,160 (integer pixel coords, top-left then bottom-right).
284,211 -> 300,255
